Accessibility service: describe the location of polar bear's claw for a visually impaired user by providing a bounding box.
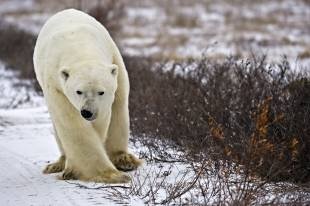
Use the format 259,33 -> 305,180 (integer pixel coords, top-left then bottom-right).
111,152 -> 143,172
43,155 -> 65,174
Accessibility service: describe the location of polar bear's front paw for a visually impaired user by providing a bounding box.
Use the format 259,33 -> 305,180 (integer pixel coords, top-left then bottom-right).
59,168 -> 130,183
111,152 -> 143,172
43,155 -> 65,174
90,169 -> 131,183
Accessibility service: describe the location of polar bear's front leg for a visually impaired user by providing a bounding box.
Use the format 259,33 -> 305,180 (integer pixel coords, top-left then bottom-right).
109,151 -> 143,172
48,91 -> 130,183
54,116 -> 130,183
43,125 -> 66,174
106,101 -> 143,171
105,51 -> 143,171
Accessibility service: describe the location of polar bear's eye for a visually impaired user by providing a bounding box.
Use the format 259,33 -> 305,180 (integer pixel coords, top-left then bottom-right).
98,91 -> 105,96
76,90 -> 83,95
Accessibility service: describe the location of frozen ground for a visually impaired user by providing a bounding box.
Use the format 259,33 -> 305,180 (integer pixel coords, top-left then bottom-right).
1,105 -> 309,205
118,0 -> 310,67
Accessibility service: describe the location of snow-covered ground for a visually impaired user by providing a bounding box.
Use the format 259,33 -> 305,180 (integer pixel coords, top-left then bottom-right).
119,0 -> 310,63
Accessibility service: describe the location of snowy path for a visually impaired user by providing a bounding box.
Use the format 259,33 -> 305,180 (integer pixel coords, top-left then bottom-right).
0,107 -> 140,206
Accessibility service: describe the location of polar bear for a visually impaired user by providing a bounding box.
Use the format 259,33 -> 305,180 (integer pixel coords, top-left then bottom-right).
33,9 -> 142,183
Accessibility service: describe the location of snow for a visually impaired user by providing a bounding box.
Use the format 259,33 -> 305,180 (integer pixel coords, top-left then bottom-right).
0,0 -> 34,14
0,63 -> 43,109
118,0 -> 310,66
4,13 -> 51,34
126,7 -> 165,22
1,101 -> 306,205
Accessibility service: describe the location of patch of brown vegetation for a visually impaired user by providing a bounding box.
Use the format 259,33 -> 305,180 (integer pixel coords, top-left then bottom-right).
0,21 -> 36,80
298,49 -> 310,59
126,55 -> 310,183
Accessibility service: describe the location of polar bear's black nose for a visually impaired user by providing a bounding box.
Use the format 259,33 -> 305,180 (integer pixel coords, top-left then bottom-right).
81,109 -> 93,119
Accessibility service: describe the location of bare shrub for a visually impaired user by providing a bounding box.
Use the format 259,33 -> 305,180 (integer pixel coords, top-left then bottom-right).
169,12 -> 199,28
0,21 -> 36,80
126,55 -> 310,184
66,141 -> 309,205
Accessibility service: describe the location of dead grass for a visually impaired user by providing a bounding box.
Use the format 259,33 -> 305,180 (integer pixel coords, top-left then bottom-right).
298,49 -> 310,59
65,139 -> 310,204
126,55 -> 310,184
0,21 -> 38,88
168,12 -> 199,28
87,0 -> 125,38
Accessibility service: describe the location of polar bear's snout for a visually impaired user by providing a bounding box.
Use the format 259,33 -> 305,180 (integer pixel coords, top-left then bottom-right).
80,100 -> 98,121
81,109 -> 94,120
80,109 -> 97,121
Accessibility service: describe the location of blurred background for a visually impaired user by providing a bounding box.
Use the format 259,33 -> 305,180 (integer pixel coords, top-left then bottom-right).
0,0 -> 309,64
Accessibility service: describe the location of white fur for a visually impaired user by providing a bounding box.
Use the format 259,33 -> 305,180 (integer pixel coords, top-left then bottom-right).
33,9 -> 139,183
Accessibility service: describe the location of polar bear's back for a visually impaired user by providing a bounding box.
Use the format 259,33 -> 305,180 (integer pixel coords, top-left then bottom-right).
37,9 -> 107,39
33,9 -> 114,88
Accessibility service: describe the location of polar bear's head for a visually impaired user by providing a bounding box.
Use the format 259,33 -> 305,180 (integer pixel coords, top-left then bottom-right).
59,63 -> 118,121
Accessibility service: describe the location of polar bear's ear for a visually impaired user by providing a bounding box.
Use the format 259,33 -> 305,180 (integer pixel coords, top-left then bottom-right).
60,68 -> 69,81
110,64 -> 118,76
